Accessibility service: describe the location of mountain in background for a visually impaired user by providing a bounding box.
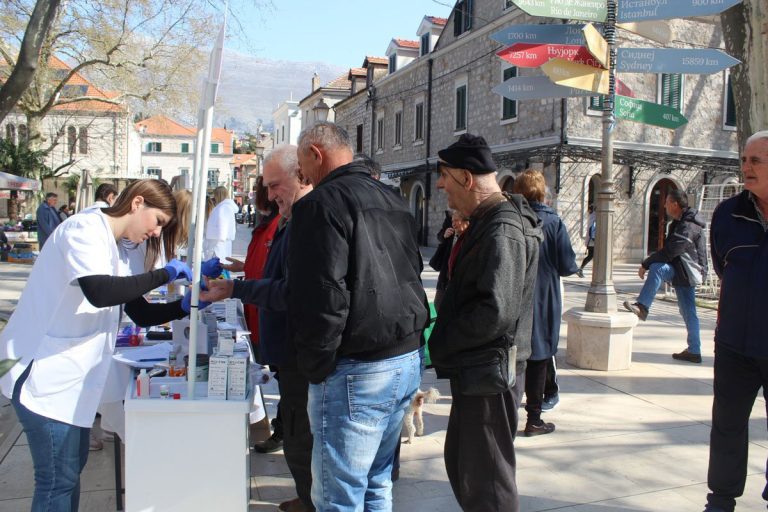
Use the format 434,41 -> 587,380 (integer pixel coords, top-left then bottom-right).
213,49 -> 347,134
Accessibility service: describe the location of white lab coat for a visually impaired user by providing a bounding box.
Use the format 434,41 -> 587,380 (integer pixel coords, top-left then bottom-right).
204,198 -> 239,259
0,209 -> 128,427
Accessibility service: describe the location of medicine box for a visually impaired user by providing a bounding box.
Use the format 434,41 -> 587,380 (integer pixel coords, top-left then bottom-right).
207,353 -> 229,400
227,353 -> 249,400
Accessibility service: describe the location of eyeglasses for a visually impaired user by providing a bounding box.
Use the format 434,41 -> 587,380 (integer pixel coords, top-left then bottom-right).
438,163 -> 467,187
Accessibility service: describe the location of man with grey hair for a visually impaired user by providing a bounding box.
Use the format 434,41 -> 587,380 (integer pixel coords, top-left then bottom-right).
704,130 -> 768,512
202,144 -> 315,512
288,122 -> 428,511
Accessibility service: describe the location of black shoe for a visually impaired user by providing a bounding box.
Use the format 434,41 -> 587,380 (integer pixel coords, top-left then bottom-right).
672,349 -> 702,364
253,433 -> 283,453
623,301 -> 648,321
576,269 -> 584,278
541,394 -> 559,412
524,420 -> 555,437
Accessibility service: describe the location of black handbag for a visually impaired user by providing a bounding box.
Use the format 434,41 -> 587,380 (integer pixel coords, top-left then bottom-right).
457,343 -> 517,396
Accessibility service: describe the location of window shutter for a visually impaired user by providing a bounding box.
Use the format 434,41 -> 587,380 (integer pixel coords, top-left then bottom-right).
464,0 -> 473,31
725,74 -> 736,127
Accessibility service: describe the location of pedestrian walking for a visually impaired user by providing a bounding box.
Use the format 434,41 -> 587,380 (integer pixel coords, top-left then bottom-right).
577,204 -> 596,278
36,192 -> 61,248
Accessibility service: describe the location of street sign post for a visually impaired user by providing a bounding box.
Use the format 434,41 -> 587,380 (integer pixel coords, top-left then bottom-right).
492,76 -> 595,101
541,58 -> 611,94
616,47 -> 741,74
617,0 -> 742,22
614,95 -> 688,129
512,0 -> 607,23
497,43 -> 604,68
490,24 -> 586,46
616,20 -> 673,45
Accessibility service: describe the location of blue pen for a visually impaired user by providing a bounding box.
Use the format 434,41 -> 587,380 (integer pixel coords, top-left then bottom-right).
138,357 -> 166,362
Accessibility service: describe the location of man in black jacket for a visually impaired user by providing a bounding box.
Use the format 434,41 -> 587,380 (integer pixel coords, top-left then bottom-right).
624,188 -> 708,363
429,134 -> 542,512
288,122 -> 428,512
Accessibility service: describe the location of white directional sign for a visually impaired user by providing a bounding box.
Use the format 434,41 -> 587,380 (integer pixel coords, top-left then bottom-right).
617,0 -> 742,22
492,76 -> 595,101
490,24 -> 586,46
616,47 -> 740,74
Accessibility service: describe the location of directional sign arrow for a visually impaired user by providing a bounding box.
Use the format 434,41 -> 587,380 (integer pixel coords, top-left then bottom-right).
614,95 -> 688,129
617,21 -> 673,45
490,24 -> 586,46
512,0 -> 607,23
617,0 -> 742,23
496,43 -> 605,69
541,58 -> 611,94
582,23 -> 609,69
616,48 -> 741,74
492,76 -> 595,101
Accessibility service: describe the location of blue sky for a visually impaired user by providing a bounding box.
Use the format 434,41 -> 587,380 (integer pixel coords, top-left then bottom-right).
231,0 -> 454,68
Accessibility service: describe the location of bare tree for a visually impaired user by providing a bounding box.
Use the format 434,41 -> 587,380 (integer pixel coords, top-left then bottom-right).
721,0 -> 768,148
0,0 -> 61,124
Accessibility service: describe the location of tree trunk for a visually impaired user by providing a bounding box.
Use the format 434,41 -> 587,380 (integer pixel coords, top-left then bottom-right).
721,0 -> 768,149
7,190 -> 19,222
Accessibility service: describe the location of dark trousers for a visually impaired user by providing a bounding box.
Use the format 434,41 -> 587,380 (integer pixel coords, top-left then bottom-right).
707,344 -> 768,511
444,371 -> 524,512
524,359 -> 549,423
580,246 -> 594,269
544,356 -> 559,397
278,368 -> 315,511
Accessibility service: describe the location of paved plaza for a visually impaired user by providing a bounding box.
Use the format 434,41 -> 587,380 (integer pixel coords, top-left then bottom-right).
0,223 -> 766,511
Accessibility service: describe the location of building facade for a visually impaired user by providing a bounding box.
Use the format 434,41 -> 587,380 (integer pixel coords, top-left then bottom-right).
333,1 -> 739,261
272,100 -> 302,146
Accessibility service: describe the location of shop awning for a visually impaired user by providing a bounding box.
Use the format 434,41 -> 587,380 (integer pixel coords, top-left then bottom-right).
0,171 -> 41,191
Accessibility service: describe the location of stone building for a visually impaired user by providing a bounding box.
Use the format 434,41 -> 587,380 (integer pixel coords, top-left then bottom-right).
332,2 -> 740,261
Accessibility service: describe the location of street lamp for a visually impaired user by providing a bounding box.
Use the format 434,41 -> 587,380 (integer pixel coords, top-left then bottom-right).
313,99 -> 330,122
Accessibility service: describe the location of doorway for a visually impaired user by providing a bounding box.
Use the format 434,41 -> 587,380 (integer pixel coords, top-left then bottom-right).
646,178 -> 677,255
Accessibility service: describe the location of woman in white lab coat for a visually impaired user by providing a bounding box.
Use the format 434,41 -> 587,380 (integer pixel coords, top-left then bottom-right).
204,186 -> 239,259
0,179 -> 197,512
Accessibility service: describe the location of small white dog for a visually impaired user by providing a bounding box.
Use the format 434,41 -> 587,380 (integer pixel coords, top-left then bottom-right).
402,387 -> 440,444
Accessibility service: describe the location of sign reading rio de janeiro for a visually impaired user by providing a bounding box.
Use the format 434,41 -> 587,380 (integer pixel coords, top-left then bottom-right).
511,0 -> 607,23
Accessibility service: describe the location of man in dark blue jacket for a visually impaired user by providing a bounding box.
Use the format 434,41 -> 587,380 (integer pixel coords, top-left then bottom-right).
202,145 -> 314,512
36,192 -> 62,248
623,188 -> 707,363
704,131 -> 768,512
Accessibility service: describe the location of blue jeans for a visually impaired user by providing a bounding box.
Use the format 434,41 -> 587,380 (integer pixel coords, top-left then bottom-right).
11,365 -> 90,512
637,263 -> 701,354
308,349 -> 422,512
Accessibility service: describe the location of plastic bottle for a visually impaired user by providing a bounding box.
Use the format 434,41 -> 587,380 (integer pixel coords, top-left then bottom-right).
168,351 -> 178,377
137,369 -> 150,399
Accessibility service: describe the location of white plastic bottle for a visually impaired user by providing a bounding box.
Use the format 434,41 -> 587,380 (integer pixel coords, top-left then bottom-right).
137,368 -> 150,399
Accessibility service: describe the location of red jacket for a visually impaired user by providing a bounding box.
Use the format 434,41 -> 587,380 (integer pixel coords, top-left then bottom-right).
243,213 -> 280,347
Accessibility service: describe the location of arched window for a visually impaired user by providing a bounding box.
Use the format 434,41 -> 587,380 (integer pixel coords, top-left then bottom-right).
67,126 -> 76,154
78,127 -> 88,154
18,124 -> 27,144
5,124 -> 16,144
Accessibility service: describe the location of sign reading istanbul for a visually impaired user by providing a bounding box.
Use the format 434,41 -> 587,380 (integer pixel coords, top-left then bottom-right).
490,24 -> 586,46
616,47 -> 741,74
614,95 -> 688,129
492,76 -> 595,101
497,43 -> 605,68
512,0 -> 607,23
617,0 -> 742,23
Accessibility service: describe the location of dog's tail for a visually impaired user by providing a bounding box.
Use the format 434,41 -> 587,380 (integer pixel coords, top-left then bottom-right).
422,387 -> 440,404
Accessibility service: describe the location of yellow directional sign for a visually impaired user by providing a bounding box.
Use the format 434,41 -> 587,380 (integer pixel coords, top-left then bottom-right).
541,58 -> 610,94
617,21 -> 673,45
582,23 -> 609,68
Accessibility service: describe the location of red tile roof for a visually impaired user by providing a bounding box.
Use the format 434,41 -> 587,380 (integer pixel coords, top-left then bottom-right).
48,56 -> 125,113
231,153 -> 256,165
394,39 -> 420,49
364,56 -> 388,66
349,67 -> 367,77
325,73 -> 352,90
136,115 -> 234,153
427,16 -> 448,25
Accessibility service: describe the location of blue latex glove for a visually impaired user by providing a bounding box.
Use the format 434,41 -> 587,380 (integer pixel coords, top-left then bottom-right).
201,257 -> 223,278
181,281 -> 210,313
164,259 -> 192,283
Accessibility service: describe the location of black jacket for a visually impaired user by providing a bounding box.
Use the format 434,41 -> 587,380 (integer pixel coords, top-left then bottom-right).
710,191 -> 768,357
429,193 -> 542,376
287,163 -> 429,384
642,207 -> 708,287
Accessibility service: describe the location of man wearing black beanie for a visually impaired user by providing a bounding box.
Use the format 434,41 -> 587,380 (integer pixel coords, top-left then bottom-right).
429,133 -> 542,512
